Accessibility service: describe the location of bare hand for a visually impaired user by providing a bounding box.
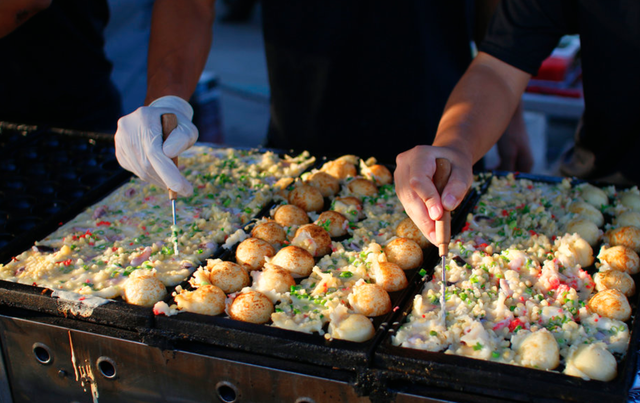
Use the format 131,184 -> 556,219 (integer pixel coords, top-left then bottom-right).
394,145 -> 474,244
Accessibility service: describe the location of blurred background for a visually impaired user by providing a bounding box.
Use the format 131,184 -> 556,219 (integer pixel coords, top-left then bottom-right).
104,0 -> 583,176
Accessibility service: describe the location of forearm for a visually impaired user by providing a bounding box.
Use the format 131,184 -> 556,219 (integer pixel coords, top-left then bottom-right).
145,0 -> 216,105
0,0 -> 51,38
433,52 -> 530,164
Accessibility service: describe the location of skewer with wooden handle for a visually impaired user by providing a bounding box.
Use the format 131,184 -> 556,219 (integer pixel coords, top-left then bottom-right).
433,158 -> 452,325
161,113 -> 179,255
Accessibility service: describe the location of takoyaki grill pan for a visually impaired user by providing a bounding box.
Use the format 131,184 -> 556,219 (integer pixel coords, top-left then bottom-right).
153,163 -> 479,372
0,122 -> 132,263
373,172 -> 640,403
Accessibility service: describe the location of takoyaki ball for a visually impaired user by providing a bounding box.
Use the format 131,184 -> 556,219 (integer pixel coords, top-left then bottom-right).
597,245 -> 640,275
604,226 -> 640,253
363,164 -> 393,186
228,290 -> 274,324
384,237 -> 424,270
288,184 -> 324,212
320,158 -> 357,180
235,237 -> 275,271
396,217 -> 430,249
273,177 -> 295,200
513,329 -> 560,370
376,261 -> 409,292
208,260 -> 250,293
251,263 -> 296,302
565,219 -> 601,247
328,313 -> 376,342
123,274 -> 168,307
594,270 -> 636,297
348,282 -> 392,317
564,343 -> 617,382
175,285 -> 225,316
273,204 -> 309,227
588,289 -> 631,322
315,211 -> 349,238
306,171 -> 340,197
556,233 -> 594,268
270,245 -> 315,278
293,224 -> 332,257
579,183 -> 609,208
568,200 -> 604,227
614,211 -> 640,229
346,178 -> 378,198
619,192 -> 640,211
251,221 -> 287,248
332,196 -> 364,221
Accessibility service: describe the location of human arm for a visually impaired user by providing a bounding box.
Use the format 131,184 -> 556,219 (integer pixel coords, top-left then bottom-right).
115,0 -> 216,196
0,0 -> 51,38
474,0 -> 534,173
394,52 -> 531,242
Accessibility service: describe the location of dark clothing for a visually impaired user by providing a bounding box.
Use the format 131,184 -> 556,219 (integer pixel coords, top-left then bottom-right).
261,1 -> 475,164
480,0 -> 640,185
0,0 -> 121,133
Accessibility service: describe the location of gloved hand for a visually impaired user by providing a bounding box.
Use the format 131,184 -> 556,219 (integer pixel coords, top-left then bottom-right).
115,96 -> 198,196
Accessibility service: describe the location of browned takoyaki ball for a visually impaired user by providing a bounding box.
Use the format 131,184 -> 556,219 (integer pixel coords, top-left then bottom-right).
315,211 -> 349,238
346,178 -> 378,198
306,171 -> 340,197
594,270 -> 636,297
363,164 -> 393,186
348,282 -> 392,317
597,245 -> 640,275
229,290 -> 274,324
174,285 -> 226,316
293,224 -> 332,257
251,221 -> 287,249
235,237 -> 275,271
384,237 -> 424,270
588,289 -> 631,322
604,226 -> 640,253
375,261 -> 408,292
123,275 -> 167,307
396,217 -> 430,249
321,158 -> 357,180
288,184 -> 324,212
207,260 -> 250,293
270,245 -> 315,278
273,204 -> 310,227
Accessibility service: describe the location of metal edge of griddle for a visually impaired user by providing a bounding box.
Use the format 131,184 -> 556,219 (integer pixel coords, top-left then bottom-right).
372,170 -> 638,403
0,280 -> 155,331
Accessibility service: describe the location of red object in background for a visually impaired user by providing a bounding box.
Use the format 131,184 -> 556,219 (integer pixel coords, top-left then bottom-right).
527,35 -> 582,98
534,56 -> 573,82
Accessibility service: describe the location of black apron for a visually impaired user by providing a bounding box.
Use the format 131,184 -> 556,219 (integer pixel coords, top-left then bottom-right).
261,1 -> 474,164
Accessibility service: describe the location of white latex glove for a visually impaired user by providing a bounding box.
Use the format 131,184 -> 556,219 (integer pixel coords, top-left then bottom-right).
115,95 -> 198,196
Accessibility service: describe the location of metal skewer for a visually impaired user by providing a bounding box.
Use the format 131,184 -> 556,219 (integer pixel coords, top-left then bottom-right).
433,158 -> 452,327
161,113 -> 179,255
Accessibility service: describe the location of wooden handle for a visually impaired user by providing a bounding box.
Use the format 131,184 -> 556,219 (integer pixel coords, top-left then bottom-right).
161,113 -> 179,200
433,158 -> 451,256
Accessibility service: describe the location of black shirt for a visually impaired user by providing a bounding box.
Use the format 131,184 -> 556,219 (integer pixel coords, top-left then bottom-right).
261,1 -> 474,164
480,0 -> 640,184
0,0 -> 121,132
